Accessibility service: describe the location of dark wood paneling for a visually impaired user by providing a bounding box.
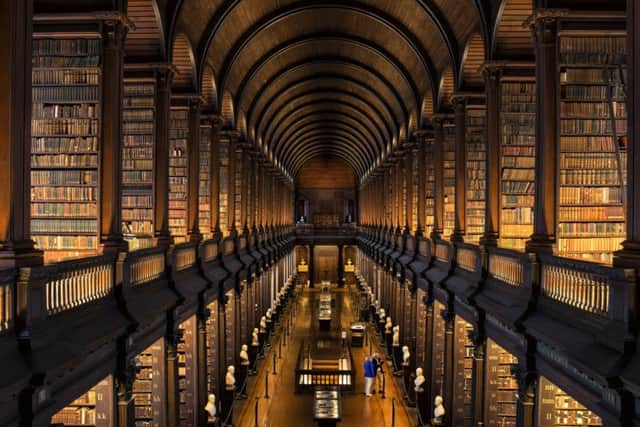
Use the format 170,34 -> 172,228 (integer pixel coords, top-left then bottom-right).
296,156 -> 355,189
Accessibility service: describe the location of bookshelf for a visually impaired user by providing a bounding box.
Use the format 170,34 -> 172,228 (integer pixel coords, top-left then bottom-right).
206,301 -> 220,396
224,289 -> 236,367
199,125 -> 212,238
31,36 -> 102,262
218,140 -> 229,235
485,339 -> 518,427
133,339 -> 165,427
121,79 -> 155,251
557,35 -> 627,264
411,145 -> 419,232
415,288 -> 427,368
538,377 -> 602,427
453,317 -> 474,427
178,317 -> 197,427
499,80 -> 536,251
169,107 -> 189,243
424,137 -> 435,235
465,105 -> 487,244
432,301 -> 446,398
443,123 -> 456,239
51,376 -> 113,426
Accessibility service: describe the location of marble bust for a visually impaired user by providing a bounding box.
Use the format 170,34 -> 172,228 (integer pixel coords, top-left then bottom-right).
402,346 -> 410,365
225,366 -> 236,391
204,393 -> 216,420
414,368 -> 425,392
240,345 -> 249,366
392,325 -> 400,346
385,316 -> 393,333
433,395 -> 445,423
251,328 -> 259,346
260,316 -> 267,332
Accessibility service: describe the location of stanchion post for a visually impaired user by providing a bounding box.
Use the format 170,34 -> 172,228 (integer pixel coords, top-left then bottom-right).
279,337 -> 282,359
392,398 -> 396,427
254,398 -> 259,427
265,372 -> 269,399
381,370 -> 386,399
272,352 -> 277,374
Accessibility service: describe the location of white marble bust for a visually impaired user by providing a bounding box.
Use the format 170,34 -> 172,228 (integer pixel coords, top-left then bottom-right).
402,346 -> 410,365
225,366 -> 236,391
433,395 -> 445,423
240,344 -> 249,365
260,316 -> 267,332
251,328 -> 259,346
204,393 -> 216,420
392,325 -> 400,346
266,308 -> 273,320
385,317 -> 393,333
414,368 -> 425,391
379,308 -> 386,322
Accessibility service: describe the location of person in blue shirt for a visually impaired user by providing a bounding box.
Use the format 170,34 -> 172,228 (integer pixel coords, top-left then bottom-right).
364,356 -> 376,396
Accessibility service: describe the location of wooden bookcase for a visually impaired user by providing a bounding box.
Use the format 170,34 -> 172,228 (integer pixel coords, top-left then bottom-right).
424,137 -> 435,236
121,78 -> 155,250
132,338 -> 165,427
484,339 -> 518,427
168,107 -> 189,243
51,376 -> 113,426
178,317 -> 197,427
206,301 -> 220,397
432,301 -> 446,398
452,316 -> 474,427
499,79 -> 536,251
224,289 -> 236,367
199,124 -> 212,238
538,377 -> 602,426
465,105 -> 487,244
415,288 -> 428,368
557,34 -> 627,263
218,140 -> 230,234
443,123 -> 456,239
31,36 -> 102,262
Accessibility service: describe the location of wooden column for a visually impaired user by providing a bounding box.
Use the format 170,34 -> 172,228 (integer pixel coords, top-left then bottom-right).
208,116 -> 223,239
100,20 -> 128,251
515,369 -> 537,427
115,360 -> 135,426
405,148 -> 413,232
443,311 -> 455,425
452,98 -> 466,242
525,12 -> 560,254
187,98 -> 201,242
153,68 -> 172,247
615,0 -> 640,270
481,65 -> 501,247
471,336 -> 486,426
432,118 -> 445,239
415,132 -> 427,236
238,143 -> 249,234
396,158 -> 403,231
165,333 -> 180,426
0,0 -> 43,267
196,309 -> 209,427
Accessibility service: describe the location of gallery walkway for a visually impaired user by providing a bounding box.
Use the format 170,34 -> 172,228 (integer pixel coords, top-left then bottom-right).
233,285 -> 416,427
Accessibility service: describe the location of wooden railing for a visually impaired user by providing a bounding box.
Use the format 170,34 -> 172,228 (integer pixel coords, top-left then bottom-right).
539,255 -> 634,319
456,246 -> 478,272
202,239 -> 219,263
41,255 -> 114,316
488,251 -> 526,288
434,242 -> 449,263
0,269 -> 16,333
128,247 -> 166,286
174,243 -> 197,271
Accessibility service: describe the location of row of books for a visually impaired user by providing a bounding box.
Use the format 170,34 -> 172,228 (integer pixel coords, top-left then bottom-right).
32,219 -> 96,233
34,235 -> 97,250
560,35 -> 625,64
32,118 -> 99,135
33,38 -> 101,56
122,209 -> 154,221
31,153 -> 98,168
559,170 -> 620,185
32,69 -> 100,85
560,68 -> 620,83
560,153 -> 623,169
32,86 -> 100,102
33,104 -> 98,119
501,207 -> 533,225
31,187 -> 96,201
556,237 -> 622,254
31,170 -> 96,186
31,202 -> 97,217
559,187 -> 622,205
501,181 -> 535,194
32,136 -> 98,153
560,119 -> 624,135
123,109 -> 154,121
561,136 -> 620,152
557,222 -> 624,237
123,135 -> 154,146
560,101 -> 625,117
559,206 -> 624,222
123,122 -> 155,133
561,85 -> 624,100
122,195 -> 153,207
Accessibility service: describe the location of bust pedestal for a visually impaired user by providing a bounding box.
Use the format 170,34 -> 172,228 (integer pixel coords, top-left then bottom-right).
403,364 -> 415,405
250,344 -> 259,372
238,363 -> 249,398
415,387 -> 428,423
222,386 -> 235,425
385,332 -> 392,356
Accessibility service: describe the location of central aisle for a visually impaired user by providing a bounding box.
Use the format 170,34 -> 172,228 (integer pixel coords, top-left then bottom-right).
234,285 -> 415,427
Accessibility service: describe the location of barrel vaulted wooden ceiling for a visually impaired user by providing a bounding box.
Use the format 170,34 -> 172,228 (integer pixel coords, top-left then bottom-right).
35,0 -> 624,182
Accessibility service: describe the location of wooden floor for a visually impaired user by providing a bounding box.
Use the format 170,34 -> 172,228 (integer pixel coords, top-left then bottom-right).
232,285 -> 416,427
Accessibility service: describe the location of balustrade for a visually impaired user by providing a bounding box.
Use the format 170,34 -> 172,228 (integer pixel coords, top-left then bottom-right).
40,255 -> 114,316
488,251 -> 525,288
128,247 -> 166,286
434,242 -> 449,263
174,244 -> 197,271
456,247 -> 478,272
202,239 -> 219,263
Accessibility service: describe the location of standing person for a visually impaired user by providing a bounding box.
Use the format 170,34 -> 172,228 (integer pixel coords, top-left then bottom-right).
364,356 -> 375,396
373,352 -> 384,393
371,353 -> 379,394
